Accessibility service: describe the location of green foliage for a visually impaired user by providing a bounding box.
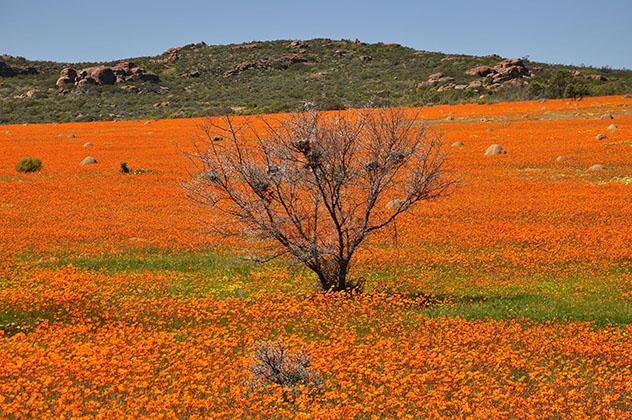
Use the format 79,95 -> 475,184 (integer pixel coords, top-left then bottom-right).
15,157 -> 42,173
1,39 -> 631,124
529,69 -> 591,99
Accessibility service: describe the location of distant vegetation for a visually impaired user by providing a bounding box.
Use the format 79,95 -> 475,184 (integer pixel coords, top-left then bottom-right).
1,38 -> 631,124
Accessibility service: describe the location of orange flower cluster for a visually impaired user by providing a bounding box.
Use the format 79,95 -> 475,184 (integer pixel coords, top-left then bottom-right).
1,266 -> 630,418
1,96 -> 631,416
1,96 -> 630,273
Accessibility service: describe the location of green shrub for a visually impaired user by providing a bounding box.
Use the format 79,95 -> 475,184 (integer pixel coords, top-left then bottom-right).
15,157 -> 43,173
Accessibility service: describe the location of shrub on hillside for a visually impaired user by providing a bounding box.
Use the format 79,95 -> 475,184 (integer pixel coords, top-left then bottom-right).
16,157 -> 42,173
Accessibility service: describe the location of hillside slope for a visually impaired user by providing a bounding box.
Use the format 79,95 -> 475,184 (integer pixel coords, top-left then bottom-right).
1,38 -> 631,124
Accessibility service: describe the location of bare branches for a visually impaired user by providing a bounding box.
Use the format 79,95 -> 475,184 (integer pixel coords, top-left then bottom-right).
184,108 -> 454,291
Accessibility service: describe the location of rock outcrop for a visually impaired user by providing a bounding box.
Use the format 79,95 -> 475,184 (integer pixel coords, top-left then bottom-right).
464,59 -> 532,90
57,62 -> 160,88
223,52 -> 310,77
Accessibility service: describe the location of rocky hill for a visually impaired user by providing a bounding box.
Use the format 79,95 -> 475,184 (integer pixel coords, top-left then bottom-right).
1,39 -> 631,124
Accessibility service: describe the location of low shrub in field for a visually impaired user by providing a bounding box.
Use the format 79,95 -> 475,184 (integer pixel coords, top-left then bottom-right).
15,157 -> 42,173
249,341 -> 322,399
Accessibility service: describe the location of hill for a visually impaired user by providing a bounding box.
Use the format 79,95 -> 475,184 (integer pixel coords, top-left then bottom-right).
1,38 -> 631,124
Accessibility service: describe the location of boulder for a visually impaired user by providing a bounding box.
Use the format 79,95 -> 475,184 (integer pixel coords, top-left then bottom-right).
180,70 -> 200,78
76,77 -> 97,87
595,133 -> 607,140
451,141 -> 464,147
484,144 -> 507,156
80,156 -> 97,165
56,76 -> 74,87
60,67 -> 77,81
588,164 -> 605,171
424,72 -> 455,86
608,124 -> 617,130
112,61 -> 136,73
90,67 -> 116,85
25,89 -> 39,98
465,65 -> 493,77
83,142 -> 93,147
556,155 -> 568,162
468,80 -> 484,89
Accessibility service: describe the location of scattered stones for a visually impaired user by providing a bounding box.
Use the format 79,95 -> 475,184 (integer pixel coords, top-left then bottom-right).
451,141 -> 464,147
419,72 -> 455,88
180,70 -> 201,78
359,55 -> 373,62
163,49 -> 179,63
289,41 -> 308,48
223,53 -> 310,77
231,43 -> 259,50
596,133 -> 607,140
80,156 -> 97,165
608,124 -> 617,130
153,101 -> 170,108
484,144 -> 507,156
587,164 -> 605,171
556,155 -> 568,162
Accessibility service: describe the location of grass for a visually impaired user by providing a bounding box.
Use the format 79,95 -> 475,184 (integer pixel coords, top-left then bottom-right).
5,249 -> 630,327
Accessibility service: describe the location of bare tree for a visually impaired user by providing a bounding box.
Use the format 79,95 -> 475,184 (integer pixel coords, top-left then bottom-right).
185,108 -> 453,292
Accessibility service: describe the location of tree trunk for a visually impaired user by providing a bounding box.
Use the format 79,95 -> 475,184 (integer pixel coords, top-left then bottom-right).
315,260 -> 348,292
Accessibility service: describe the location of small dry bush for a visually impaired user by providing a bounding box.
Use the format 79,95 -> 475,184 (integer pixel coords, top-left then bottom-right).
249,341 -> 322,399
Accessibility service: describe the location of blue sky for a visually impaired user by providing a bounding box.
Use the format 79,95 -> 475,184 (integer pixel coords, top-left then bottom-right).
2,0 -> 631,68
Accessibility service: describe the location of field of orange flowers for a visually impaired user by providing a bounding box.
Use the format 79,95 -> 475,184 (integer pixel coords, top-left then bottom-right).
1,96 -> 631,417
